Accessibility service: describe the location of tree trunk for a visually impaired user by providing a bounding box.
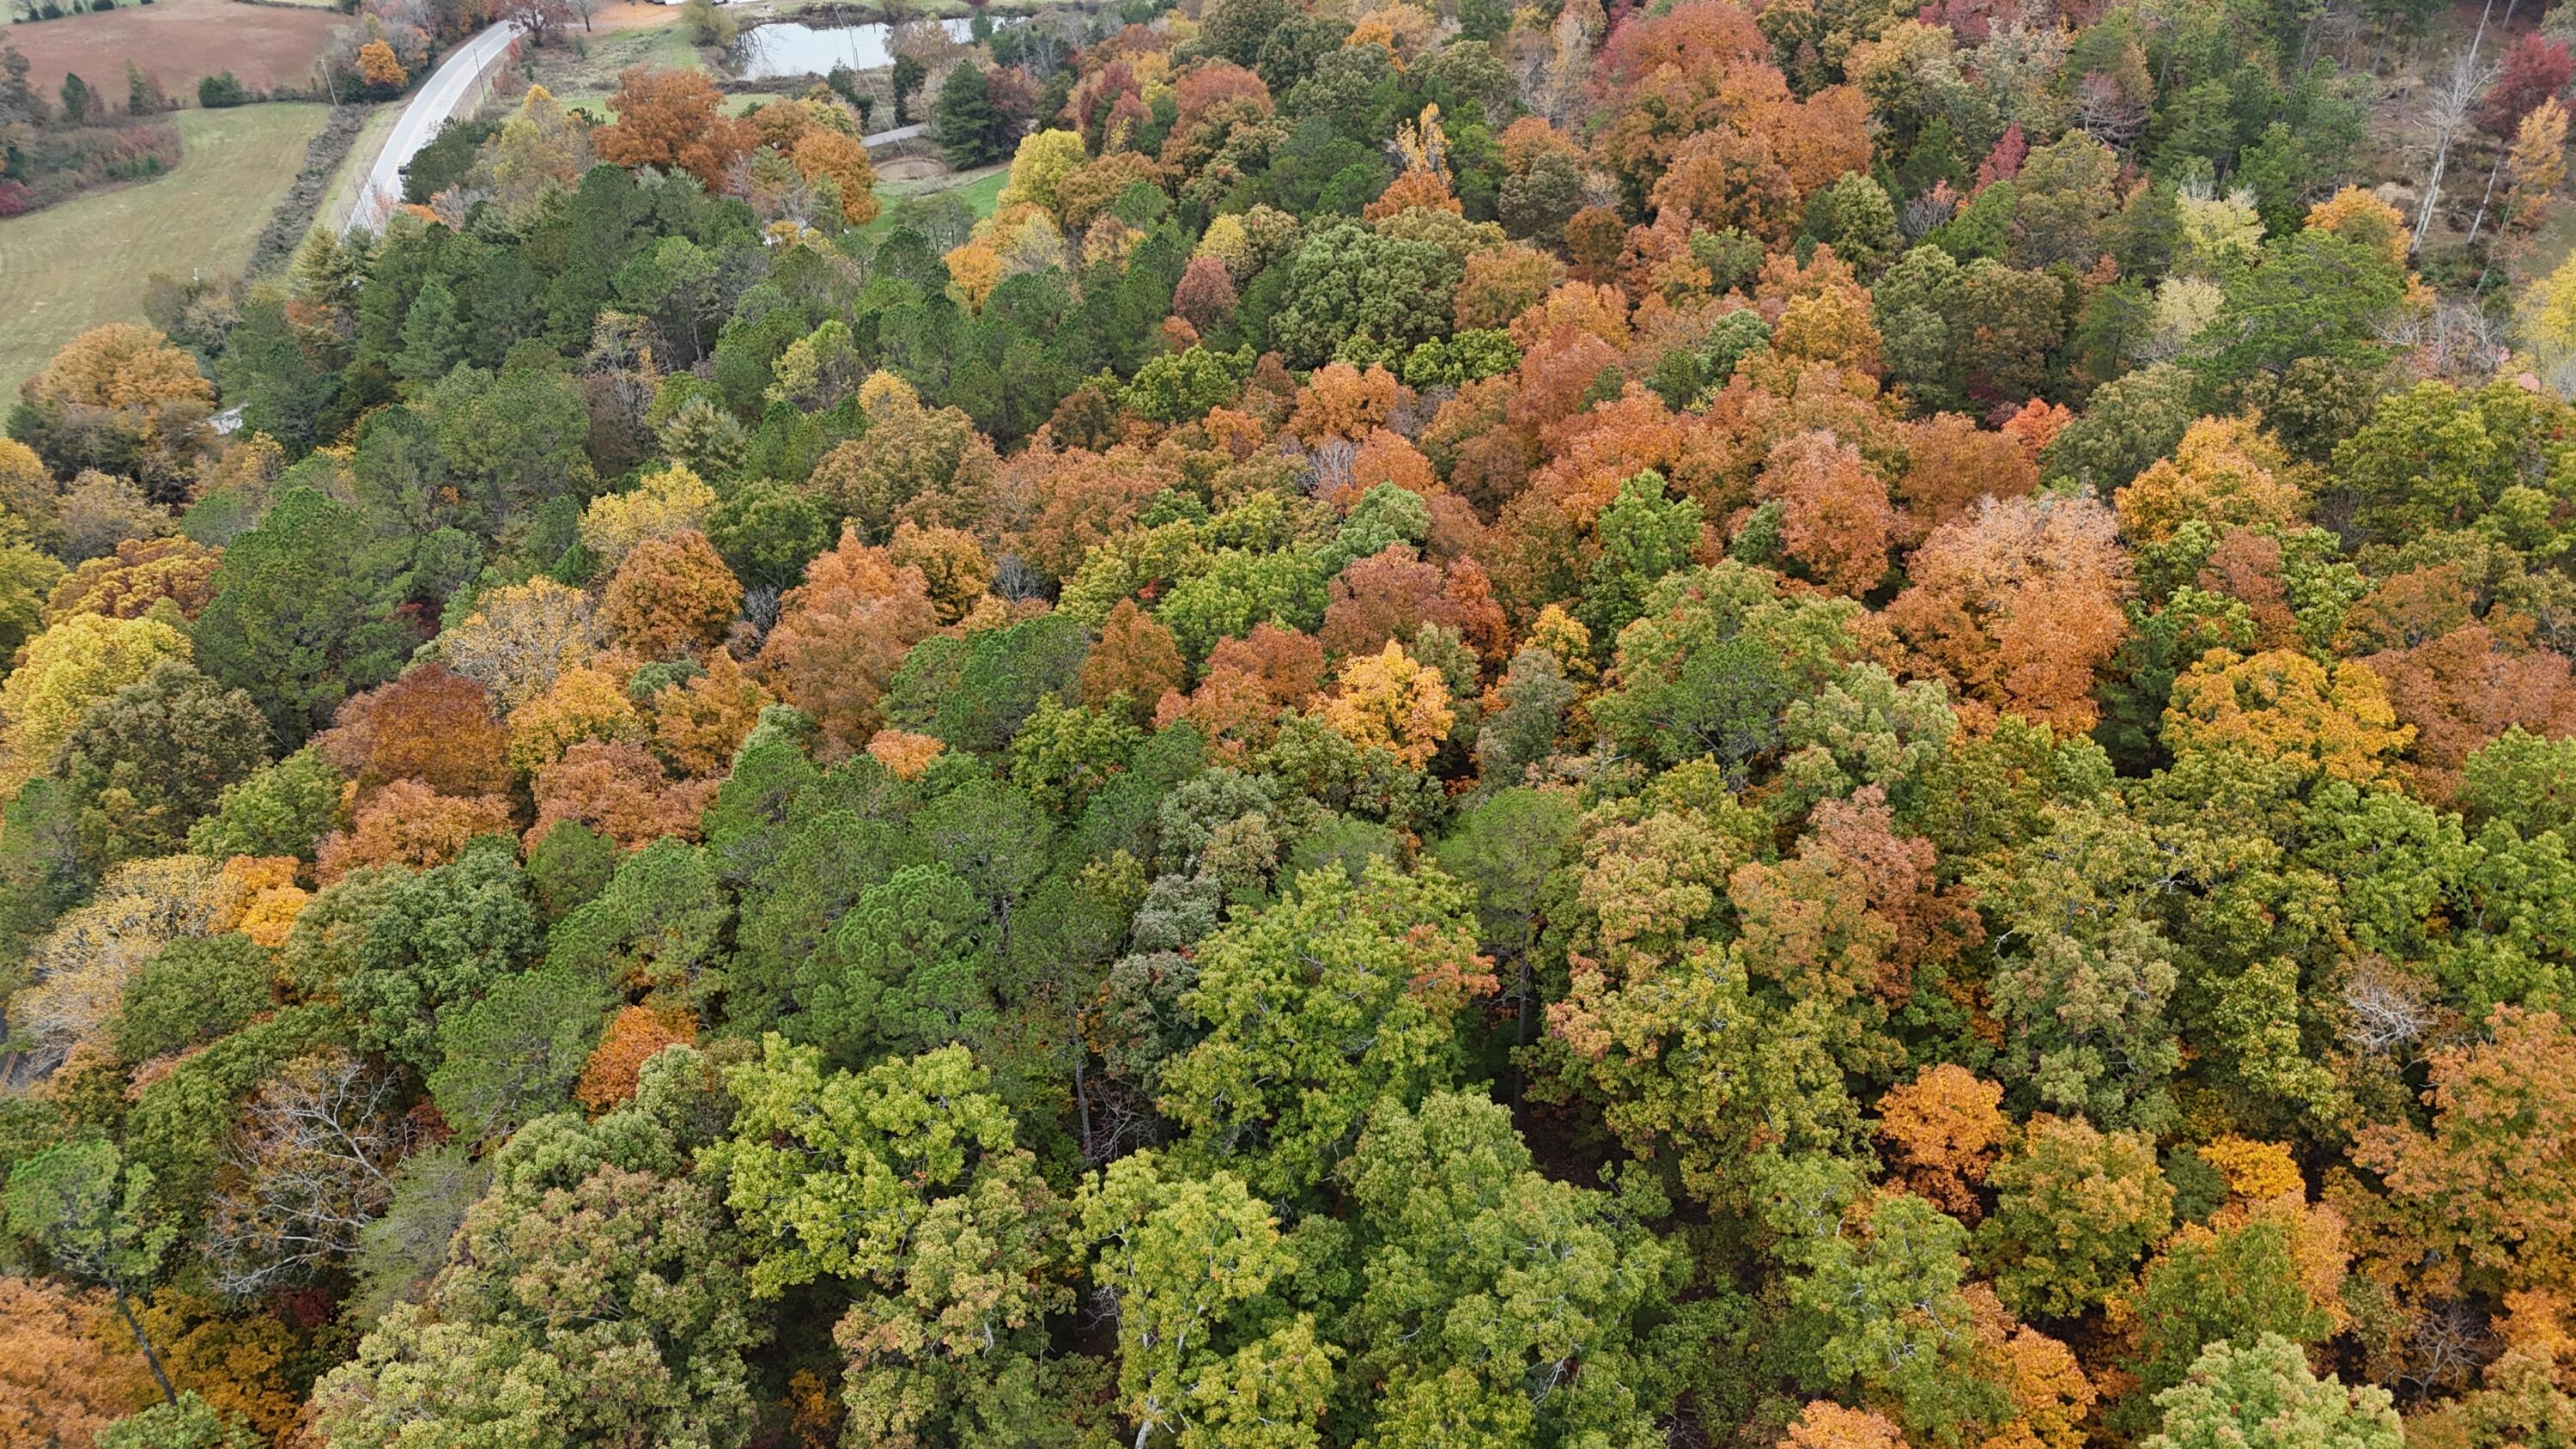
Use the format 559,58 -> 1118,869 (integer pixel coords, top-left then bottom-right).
2468,145 -> 2508,247
1068,998 -> 1095,1163
2465,0 -> 2529,249
1510,948 -> 1533,1111
112,1289 -> 178,1406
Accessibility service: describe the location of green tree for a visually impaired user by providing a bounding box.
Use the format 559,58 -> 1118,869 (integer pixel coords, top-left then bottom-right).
792,863 -> 1000,1065
2142,1336 -> 2399,1449
1341,1092 -> 1681,1445
217,291 -> 341,454
1589,563 -> 1867,776
2458,727 -> 2576,837
1975,1114 -> 2176,1319
2123,1216 -> 2342,1414
2189,230 -> 2403,389
2326,379 -> 2564,542
392,279 -> 469,386
1971,807 -> 2184,1130
1433,786 -> 1577,1062
108,935 -> 275,1062
1158,860 -> 1492,1198
1801,174 -> 1902,274
542,837 -> 729,1000
417,364 -> 598,529
2038,362 -> 2196,491
57,660 -> 270,864
428,963 -> 617,1145
933,63 -> 1018,168
185,746 -> 346,860
1781,1180 -> 1997,1440
1473,646 -> 1575,782
313,1059 -> 763,1449
1270,221 -> 1465,368
339,836 -> 543,1073
1578,469 -> 1704,648
98,1392 -> 264,1449
709,1038 -> 1080,1446
1077,1150 -> 1339,1449
191,487 -> 410,746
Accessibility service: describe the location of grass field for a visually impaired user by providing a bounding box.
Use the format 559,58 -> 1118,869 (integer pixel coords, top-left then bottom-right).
0,103 -> 329,399
532,18 -> 712,114
311,103 -> 400,240
6,0 -> 346,97
844,161 -> 1005,247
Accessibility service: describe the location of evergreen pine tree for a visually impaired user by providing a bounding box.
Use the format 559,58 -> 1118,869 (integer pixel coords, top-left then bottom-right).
934,63 -> 1010,168
393,280 -> 468,385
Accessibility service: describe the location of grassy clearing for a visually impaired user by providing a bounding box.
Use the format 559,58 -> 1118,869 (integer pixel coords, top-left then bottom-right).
309,103 -> 400,241
528,17 -> 711,113
848,160 -> 1005,246
0,103 -> 328,399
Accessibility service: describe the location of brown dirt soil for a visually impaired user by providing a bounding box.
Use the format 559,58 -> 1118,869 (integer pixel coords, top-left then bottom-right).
876,155 -> 946,181
8,0 -> 346,97
578,0 -> 683,32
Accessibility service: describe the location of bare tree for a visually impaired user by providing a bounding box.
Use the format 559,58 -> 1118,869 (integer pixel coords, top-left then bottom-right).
2373,291 -> 2510,381
2071,72 -> 2149,150
2336,955 -> 2448,1061
502,0 -> 570,48
203,1050 -> 419,1298
2413,46 -> 2495,251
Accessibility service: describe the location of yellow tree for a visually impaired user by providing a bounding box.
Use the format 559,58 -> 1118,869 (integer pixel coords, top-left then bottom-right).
2114,415 -> 2304,545
2506,98 -> 2571,233
790,126 -> 880,226
945,240 -> 1004,314
2162,648 -> 2413,785
1322,641 -> 1455,768
476,84 -> 594,213
996,128 -> 1088,218
1781,1400 -> 1908,1449
357,39 -> 408,91
1886,493 -> 2133,732
2529,249 -> 2576,378
2304,186 -> 2411,268
578,463 -> 716,568
16,324 -> 216,496
0,1277 -> 158,1444
1877,1064 -> 2010,1221
0,612 -> 191,791
506,663 -> 646,777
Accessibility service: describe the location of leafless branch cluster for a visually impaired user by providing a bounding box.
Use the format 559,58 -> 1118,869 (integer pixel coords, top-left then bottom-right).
204,1050 -> 421,1298
2337,956 -> 2442,1060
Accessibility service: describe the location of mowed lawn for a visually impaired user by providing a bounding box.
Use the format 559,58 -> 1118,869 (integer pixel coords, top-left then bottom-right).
852,163 -> 1009,247
0,103 -> 328,399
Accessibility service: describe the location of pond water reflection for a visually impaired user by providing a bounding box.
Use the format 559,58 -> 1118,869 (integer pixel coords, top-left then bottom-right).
731,17 -> 975,80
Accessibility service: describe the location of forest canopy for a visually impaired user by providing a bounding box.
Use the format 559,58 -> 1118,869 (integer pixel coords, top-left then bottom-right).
5,0 -> 2576,1443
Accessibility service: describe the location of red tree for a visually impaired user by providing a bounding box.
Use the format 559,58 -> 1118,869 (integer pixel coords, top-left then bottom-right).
2478,34 -> 2576,137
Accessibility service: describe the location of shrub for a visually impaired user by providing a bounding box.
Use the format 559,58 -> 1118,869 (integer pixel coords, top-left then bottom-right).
199,71 -> 251,108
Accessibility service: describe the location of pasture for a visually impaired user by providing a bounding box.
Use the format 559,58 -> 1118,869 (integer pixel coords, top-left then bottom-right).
0,102 -> 328,399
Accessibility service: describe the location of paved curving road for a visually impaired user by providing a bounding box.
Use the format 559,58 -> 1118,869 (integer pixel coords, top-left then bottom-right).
339,29 -> 933,240
344,22 -> 519,235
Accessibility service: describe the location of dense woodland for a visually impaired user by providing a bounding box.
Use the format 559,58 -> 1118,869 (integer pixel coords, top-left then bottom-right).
6,0 -> 2576,1443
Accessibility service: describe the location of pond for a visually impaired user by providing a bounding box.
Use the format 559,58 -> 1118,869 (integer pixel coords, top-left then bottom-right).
731,17 -> 975,81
